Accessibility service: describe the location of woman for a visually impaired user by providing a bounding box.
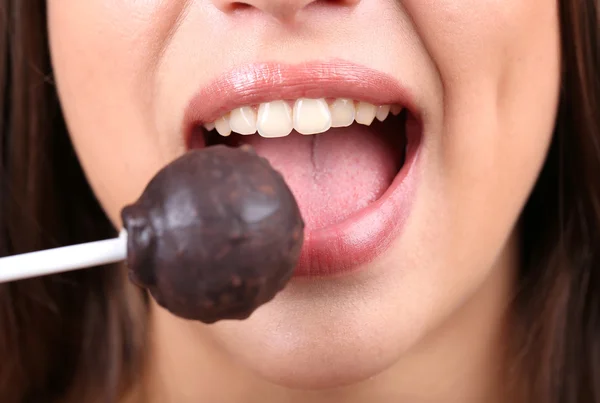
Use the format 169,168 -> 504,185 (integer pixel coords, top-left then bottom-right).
0,0 -> 598,402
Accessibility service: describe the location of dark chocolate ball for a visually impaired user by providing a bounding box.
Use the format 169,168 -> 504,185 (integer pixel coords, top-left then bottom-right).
121,145 -> 304,323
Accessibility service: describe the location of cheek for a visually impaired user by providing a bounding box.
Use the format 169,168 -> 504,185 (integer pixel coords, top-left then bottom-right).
392,0 -> 561,314
441,0 -> 560,240
47,1 -> 185,225
406,0 -> 561,174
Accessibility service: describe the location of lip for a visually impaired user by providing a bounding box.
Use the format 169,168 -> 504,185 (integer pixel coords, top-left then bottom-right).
183,59 -> 419,129
183,59 -> 422,277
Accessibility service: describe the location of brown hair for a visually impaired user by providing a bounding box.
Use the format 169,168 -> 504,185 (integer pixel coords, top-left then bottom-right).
0,0 -> 598,402
515,0 -> 600,400
0,2 -> 146,402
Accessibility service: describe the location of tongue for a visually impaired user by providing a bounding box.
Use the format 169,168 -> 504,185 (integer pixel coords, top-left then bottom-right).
244,124 -> 400,230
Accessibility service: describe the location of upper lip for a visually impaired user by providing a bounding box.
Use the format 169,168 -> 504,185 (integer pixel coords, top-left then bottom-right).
183,59 -> 418,136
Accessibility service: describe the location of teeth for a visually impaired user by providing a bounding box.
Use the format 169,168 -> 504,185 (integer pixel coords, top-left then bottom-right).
229,106 -> 257,135
214,115 -> 231,136
293,98 -> 331,135
257,100 -> 293,138
329,98 -> 356,128
355,102 -> 377,125
376,105 -> 390,122
206,99 -> 402,137
391,105 -> 403,116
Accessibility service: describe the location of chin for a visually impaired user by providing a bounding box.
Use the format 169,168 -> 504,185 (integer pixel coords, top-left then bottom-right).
207,254 -> 430,390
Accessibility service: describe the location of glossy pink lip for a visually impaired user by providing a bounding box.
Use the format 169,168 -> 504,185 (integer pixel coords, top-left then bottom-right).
183,60 -> 422,277
183,59 -> 419,129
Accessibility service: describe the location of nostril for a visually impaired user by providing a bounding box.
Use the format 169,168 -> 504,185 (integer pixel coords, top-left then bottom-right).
215,0 -> 325,22
229,2 -> 253,11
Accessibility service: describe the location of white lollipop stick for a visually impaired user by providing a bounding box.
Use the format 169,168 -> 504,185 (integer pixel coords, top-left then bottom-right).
0,230 -> 128,283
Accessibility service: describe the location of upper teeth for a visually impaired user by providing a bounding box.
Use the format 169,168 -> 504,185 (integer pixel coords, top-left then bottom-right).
204,98 -> 403,138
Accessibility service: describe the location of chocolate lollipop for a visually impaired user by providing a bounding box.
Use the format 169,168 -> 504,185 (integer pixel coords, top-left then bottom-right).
121,145 -> 304,323
0,145 -> 303,323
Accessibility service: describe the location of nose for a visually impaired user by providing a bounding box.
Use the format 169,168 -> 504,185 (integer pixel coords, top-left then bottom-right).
212,0 -> 359,23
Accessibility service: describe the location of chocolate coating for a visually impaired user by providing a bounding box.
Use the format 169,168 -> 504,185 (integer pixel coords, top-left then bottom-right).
121,145 -> 304,323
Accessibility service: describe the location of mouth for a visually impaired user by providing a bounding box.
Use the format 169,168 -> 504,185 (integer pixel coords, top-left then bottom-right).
184,60 -> 422,277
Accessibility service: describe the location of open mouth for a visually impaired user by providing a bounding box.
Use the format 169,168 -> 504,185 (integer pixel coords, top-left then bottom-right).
190,100 -> 413,226
184,61 -> 422,277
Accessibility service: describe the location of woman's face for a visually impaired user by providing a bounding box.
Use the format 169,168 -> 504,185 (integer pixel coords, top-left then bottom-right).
48,0 -> 560,389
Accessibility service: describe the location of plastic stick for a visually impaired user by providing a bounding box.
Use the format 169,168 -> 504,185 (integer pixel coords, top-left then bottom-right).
0,231 -> 127,283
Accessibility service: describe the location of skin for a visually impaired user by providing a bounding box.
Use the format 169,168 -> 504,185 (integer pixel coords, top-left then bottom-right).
47,0 -> 561,402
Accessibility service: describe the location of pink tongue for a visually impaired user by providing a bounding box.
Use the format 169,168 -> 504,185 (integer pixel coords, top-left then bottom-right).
245,125 -> 399,230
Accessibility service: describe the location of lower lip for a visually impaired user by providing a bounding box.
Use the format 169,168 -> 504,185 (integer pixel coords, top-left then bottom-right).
294,118 -> 422,277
